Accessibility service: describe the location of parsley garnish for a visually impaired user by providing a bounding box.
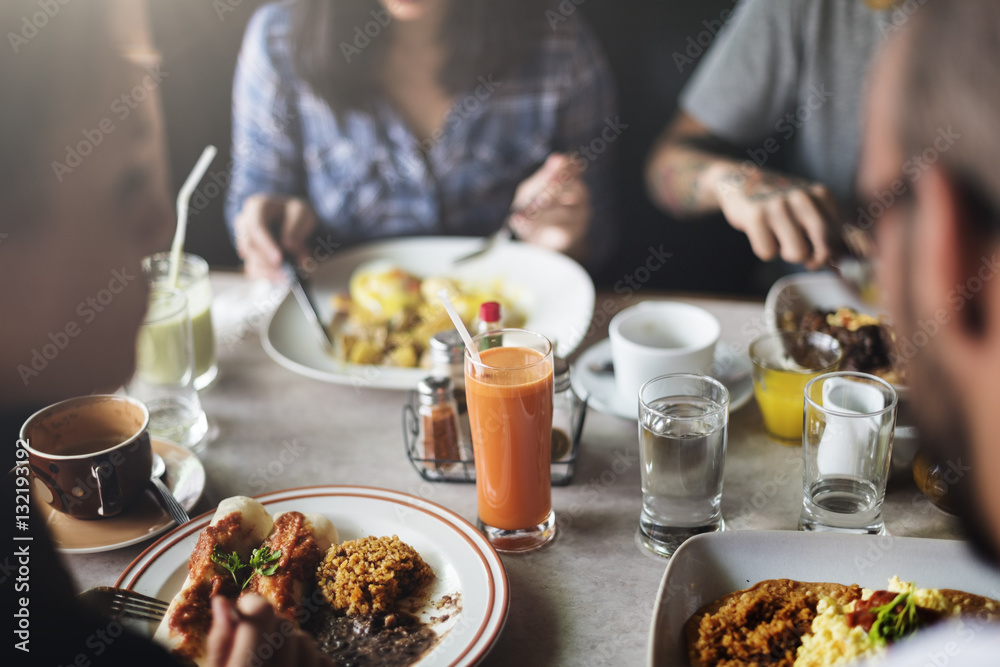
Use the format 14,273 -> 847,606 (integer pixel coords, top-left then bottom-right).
249,545 -> 282,580
868,590 -> 920,646
210,545 -> 282,590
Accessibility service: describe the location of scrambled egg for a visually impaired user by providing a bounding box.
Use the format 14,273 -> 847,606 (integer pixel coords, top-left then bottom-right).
329,263 -> 525,367
794,578 -> 953,667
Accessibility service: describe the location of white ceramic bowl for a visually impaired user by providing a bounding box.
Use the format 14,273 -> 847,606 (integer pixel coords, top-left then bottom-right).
608,301 -> 721,407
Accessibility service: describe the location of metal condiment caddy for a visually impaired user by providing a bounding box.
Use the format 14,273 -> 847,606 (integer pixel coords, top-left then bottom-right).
402,355 -> 587,485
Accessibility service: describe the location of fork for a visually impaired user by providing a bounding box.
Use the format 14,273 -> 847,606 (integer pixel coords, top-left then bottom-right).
452,212 -> 515,266
77,586 -> 170,623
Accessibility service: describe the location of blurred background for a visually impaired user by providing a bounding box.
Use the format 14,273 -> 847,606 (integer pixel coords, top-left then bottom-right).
137,0 -> 773,295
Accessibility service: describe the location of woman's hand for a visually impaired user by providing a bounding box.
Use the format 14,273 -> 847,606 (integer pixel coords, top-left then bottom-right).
709,164 -> 837,270
234,195 -> 318,281
508,153 -> 591,262
207,594 -> 332,667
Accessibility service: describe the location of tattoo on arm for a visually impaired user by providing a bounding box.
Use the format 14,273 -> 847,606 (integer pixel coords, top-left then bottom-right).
738,170 -> 809,201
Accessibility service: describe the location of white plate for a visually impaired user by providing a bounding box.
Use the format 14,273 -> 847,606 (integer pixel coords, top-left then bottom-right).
262,237 -> 595,389
647,530 -> 1000,666
570,338 -> 753,420
116,485 -> 509,667
45,438 -> 205,554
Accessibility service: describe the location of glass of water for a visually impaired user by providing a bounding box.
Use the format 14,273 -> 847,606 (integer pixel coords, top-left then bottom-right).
799,372 -> 897,534
128,287 -> 209,452
638,373 -> 729,558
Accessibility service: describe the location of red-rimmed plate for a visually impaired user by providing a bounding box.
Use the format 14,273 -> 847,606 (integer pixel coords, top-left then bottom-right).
116,485 -> 509,666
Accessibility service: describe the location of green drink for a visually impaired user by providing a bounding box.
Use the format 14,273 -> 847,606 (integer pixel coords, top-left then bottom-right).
144,252 -> 217,390
136,289 -> 192,385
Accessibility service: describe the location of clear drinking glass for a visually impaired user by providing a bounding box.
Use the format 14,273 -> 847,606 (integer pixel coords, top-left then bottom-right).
465,329 -> 556,552
750,331 -> 842,445
638,374 -> 729,558
144,252 -> 217,390
799,371 -> 898,534
129,287 -> 209,451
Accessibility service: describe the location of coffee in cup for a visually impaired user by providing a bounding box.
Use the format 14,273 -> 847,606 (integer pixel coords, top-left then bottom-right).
20,395 -> 152,519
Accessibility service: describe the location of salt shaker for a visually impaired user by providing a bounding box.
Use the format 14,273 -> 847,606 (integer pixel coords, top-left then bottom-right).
429,330 -> 466,400
415,376 -> 461,471
551,357 -> 581,462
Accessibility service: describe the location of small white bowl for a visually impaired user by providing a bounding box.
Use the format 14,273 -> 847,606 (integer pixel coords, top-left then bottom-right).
609,301 -> 721,405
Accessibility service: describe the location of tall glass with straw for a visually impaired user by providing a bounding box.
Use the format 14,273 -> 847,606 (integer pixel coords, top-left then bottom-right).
439,291 -> 557,552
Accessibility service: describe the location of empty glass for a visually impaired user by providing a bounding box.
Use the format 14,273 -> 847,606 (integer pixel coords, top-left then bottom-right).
799,371 -> 897,534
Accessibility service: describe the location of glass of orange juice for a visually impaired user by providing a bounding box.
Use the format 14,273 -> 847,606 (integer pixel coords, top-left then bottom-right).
465,329 -> 556,552
749,331 -> 842,445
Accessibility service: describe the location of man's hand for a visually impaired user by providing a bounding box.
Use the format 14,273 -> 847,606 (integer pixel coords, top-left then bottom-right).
508,153 -> 591,261
207,594 -> 333,667
710,165 -> 837,269
234,195 -> 318,281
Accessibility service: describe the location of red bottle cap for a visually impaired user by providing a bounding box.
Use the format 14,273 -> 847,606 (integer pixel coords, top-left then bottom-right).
479,301 -> 501,323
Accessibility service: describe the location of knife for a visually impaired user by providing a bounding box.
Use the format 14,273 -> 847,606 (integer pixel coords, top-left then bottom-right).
284,255 -> 335,352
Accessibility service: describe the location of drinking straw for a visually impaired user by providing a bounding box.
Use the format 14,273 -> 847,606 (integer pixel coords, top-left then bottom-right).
168,145 -> 218,287
437,289 -> 482,366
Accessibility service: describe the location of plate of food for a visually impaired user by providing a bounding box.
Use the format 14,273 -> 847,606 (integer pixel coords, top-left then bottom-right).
262,237 -> 596,389
764,272 -> 905,388
116,485 -> 509,667
647,530 -> 1000,666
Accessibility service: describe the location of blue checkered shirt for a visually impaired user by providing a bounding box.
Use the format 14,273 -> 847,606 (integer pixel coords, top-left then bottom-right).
226,2 -> 618,270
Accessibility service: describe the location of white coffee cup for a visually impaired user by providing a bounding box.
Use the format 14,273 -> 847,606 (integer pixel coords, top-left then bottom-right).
609,301 -> 721,406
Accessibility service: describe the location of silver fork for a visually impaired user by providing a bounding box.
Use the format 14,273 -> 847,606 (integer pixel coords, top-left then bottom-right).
77,586 -> 170,623
452,212 -> 515,266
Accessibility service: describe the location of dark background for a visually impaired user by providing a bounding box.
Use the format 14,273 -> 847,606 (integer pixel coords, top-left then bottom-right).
149,0 -> 773,295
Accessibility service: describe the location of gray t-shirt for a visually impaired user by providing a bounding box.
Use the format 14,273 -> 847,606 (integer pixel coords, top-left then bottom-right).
680,0 -> 892,206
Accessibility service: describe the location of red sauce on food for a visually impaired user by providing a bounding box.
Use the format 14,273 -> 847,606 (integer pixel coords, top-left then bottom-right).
245,512 -> 324,621
170,513 -> 253,657
846,590 -> 944,637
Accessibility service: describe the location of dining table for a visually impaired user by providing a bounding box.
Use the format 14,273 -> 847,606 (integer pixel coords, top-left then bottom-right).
63,271 -> 964,667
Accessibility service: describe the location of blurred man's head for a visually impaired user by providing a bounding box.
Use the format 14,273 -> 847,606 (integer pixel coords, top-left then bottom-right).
0,0 -> 173,410
860,0 -> 1000,559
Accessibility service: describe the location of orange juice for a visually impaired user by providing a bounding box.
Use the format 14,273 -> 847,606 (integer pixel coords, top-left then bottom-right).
753,367 -> 824,443
466,346 -> 553,530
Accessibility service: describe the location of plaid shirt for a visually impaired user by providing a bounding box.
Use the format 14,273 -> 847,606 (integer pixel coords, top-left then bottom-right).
227,2 -> 618,270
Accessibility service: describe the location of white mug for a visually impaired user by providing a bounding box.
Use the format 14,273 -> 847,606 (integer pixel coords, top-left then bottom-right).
609,301 -> 720,408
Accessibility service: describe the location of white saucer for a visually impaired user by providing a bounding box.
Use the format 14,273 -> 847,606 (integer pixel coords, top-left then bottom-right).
571,339 -> 753,421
